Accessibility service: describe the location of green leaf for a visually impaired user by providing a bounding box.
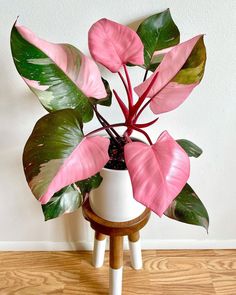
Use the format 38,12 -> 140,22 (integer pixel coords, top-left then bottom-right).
76,173 -> 103,195
10,25 -> 94,122
42,184 -> 82,221
176,139 -> 203,158
164,183 -> 209,231
137,9 -> 180,70
23,109 -> 84,200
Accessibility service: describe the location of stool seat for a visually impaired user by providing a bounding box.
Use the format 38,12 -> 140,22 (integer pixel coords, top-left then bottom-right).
82,198 -> 151,236
82,198 -> 151,295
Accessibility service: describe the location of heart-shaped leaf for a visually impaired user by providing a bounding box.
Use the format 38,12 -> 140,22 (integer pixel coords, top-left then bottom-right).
134,35 -> 206,114
88,18 -> 144,72
124,131 -> 190,216
42,184 -> 82,221
11,24 -> 107,122
176,139 -> 203,158
23,109 -> 109,204
164,183 -> 209,231
137,9 -> 180,70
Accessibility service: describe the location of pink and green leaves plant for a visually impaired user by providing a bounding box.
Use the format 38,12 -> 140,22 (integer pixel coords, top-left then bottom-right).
11,9 -> 209,230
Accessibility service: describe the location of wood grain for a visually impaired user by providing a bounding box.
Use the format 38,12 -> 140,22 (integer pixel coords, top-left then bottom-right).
0,250 -> 236,294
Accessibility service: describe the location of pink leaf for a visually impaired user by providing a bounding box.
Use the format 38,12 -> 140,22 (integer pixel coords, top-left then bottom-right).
16,25 -> 106,99
150,82 -> 198,114
134,35 -> 204,114
124,131 -> 190,216
88,18 -> 144,72
39,136 -> 109,204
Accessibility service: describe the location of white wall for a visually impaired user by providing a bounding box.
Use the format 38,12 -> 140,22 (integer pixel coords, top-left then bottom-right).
1,0 -> 236,250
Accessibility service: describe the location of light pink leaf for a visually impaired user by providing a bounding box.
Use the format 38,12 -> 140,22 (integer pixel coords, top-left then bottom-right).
134,35 -> 205,114
150,82 -> 198,114
88,18 -> 144,72
39,136 -> 109,204
16,25 -> 106,99
124,131 -> 190,216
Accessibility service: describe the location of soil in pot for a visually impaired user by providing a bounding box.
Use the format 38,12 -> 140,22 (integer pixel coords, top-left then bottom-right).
105,136 -> 141,170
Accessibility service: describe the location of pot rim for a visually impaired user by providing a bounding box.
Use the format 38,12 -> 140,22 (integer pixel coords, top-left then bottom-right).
102,166 -> 128,173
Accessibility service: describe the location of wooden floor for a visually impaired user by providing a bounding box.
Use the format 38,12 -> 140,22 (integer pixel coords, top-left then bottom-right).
0,250 -> 236,294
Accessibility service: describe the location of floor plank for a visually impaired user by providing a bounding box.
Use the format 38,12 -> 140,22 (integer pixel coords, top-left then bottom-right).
0,250 -> 236,294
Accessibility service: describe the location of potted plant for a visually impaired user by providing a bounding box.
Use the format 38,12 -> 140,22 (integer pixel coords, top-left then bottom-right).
10,9 -> 209,231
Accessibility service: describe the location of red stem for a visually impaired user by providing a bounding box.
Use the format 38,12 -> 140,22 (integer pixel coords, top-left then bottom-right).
123,65 -> 133,107
130,71 -> 159,119
118,71 -> 129,95
134,117 -> 159,128
113,89 -> 129,120
86,123 -> 126,137
130,125 -> 153,145
118,68 -> 133,111
86,123 -> 153,145
134,97 -> 152,123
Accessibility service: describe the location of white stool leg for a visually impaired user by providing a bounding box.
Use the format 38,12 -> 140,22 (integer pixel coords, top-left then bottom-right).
109,236 -> 123,295
128,232 -> 142,270
109,267 -> 123,295
93,232 -> 106,268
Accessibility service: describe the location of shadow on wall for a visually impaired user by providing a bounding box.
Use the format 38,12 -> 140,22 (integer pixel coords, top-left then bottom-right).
62,208 -> 91,248
126,17 -> 144,31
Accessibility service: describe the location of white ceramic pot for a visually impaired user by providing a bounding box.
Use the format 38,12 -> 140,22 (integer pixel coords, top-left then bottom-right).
89,167 -> 146,222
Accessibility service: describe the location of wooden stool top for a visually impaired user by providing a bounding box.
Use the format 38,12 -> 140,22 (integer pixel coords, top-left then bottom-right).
82,198 -> 151,236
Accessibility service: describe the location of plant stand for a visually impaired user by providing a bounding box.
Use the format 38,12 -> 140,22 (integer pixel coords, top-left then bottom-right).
82,199 -> 151,295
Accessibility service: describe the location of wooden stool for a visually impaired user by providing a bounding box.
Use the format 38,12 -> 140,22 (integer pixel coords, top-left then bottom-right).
82,199 -> 151,295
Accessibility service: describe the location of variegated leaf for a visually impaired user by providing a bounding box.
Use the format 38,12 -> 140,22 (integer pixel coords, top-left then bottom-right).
164,183 -> 209,231
23,109 -> 109,204
76,173 -> 103,196
135,35 -> 206,114
11,24 -> 107,122
42,184 -> 82,221
137,9 -> 180,70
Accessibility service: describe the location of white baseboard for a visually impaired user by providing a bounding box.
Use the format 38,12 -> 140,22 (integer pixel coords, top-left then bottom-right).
0,239 -> 236,251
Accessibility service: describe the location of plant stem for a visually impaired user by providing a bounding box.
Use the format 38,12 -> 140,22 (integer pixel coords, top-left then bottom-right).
130,71 -> 159,119
130,125 -> 153,145
134,98 -> 152,122
86,123 -> 126,137
113,89 -> 129,120
143,69 -> 149,82
123,65 -> 133,107
96,112 -> 121,138
94,107 -> 116,138
86,121 -> 153,146
118,68 -> 132,110
92,105 -> 121,146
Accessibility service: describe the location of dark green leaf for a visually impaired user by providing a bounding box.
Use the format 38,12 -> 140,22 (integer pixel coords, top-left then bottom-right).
42,184 -> 82,221
177,139 -> 203,158
164,183 -> 209,231
76,173 -> 103,195
137,9 -> 180,70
